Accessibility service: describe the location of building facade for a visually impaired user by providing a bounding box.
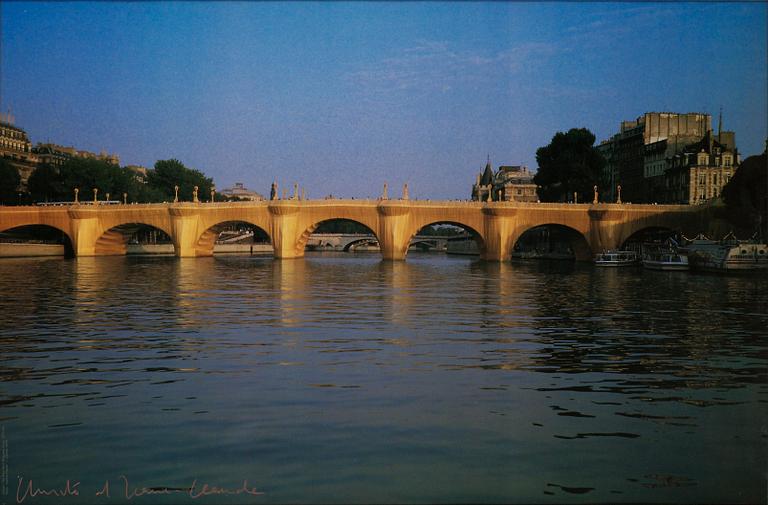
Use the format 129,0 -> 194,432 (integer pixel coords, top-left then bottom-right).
33,142 -> 119,166
661,132 -> 737,204
220,182 -> 265,201
0,114 -> 39,187
471,160 -> 538,202
599,112 -> 738,204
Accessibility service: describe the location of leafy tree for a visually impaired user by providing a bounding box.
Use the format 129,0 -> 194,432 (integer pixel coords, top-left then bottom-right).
133,184 -> 167,203
534,128 -> 607,202
27,164 -> 66,202
722,152 -> 767,238
58,157 -> 140,203
0,158 -> 21,205
146,159 -> 213,202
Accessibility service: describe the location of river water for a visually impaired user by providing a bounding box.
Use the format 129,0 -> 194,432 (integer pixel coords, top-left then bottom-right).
0,253 -> 766,504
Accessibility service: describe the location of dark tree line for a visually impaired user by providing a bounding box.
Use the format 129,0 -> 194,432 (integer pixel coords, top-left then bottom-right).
721,151 -> 768,238
0,158 -> 21,205
533,128 -> 607,203
2,157 -> 216,204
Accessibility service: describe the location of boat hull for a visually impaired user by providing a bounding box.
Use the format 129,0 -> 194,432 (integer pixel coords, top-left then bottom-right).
595,260 -> 638,267
642,261 -> 690,271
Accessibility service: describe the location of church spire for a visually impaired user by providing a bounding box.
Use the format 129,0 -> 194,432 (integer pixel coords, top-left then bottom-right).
718,106 -> 723,139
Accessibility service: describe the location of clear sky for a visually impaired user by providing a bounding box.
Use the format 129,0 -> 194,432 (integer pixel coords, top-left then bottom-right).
1,2 -> 766,199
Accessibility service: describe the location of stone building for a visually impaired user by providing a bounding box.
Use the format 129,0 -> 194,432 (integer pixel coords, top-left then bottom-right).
0,113 -> 38,187
598,112 -> 737,204
32,143 -> 71,168
33,142 -> 119,166
471,160 -> 495,201
660,131 -> 738,204
220,182 -> 264,201
471,160 -> 538,202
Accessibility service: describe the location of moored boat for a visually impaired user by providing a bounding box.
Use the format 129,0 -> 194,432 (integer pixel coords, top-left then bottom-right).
594,250 -> 639,267
642,243 -> 689,271
685,233 -> 768,271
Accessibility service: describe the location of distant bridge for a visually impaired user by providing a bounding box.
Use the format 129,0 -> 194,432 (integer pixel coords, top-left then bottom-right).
0,199 -> 709,261
306,233 -> 454,251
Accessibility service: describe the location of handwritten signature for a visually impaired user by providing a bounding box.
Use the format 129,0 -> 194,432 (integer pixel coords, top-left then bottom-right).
17,475 -> 264,502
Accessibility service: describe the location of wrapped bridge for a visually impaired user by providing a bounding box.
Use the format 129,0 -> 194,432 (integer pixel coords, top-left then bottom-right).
0,199 -> 708,261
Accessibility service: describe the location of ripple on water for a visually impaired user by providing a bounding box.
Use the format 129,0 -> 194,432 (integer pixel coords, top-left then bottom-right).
0,255 -> 766,503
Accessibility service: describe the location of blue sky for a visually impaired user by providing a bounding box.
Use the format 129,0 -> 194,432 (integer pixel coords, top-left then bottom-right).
2,2 -> 766,199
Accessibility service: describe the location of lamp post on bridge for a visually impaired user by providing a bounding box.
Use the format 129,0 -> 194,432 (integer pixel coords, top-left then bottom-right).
593,185 -> 598,205
174,185 -> 179,203
617,185 -> 622,204
193,186 -> 199,203
123,193 -> 128,205
93,188 -> 98,204
74,188 -> 79,204
106,192 -> 110,203
210,186 -> 215,203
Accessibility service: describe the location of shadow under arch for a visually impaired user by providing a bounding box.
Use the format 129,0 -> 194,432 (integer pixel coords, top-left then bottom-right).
95,223 -> 175,256
0,224 -> 75,257
298,218 -> 379,254
405,221 -> 486,258
513,223 -> 592,261
195,220 -> 273,256
619,226 -> 680,251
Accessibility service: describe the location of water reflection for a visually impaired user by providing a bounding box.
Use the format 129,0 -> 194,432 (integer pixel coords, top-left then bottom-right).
0,254 -> 765,503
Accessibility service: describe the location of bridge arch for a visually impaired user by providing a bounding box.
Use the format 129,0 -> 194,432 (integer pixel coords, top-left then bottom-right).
0,224 -> 75,257
617,224 -> 683,252
342,237 -> 380,252
94,223 -> 176,256
297,218 -> 379,255
0,222 -> 74,244
618,226 -> 680,251
409,238 -> 442,252
405,221 -> 486,258
194,220 -> 273,256
512,223 -> 592,261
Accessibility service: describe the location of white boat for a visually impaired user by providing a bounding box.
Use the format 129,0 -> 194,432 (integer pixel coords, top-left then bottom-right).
642,249 -> 689,271
594,250 -> 639,267
685,234 -> 768,271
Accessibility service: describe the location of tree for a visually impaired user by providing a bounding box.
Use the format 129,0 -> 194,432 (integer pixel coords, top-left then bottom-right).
0,158 -> 21,205
534,128 -> 607,202
146,159 -> 214,202
722,152 -> 767,238
57,157 -> 140,203
27,164 -> 65,202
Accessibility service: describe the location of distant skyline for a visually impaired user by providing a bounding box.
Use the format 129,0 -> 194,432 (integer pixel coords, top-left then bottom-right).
2,2 -> 766,199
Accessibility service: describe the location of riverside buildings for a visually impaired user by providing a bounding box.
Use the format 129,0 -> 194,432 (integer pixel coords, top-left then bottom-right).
0,113 -> 37,185
471,160 -> 538,202
598,112 -> 740,205
1,114 -> 120,190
